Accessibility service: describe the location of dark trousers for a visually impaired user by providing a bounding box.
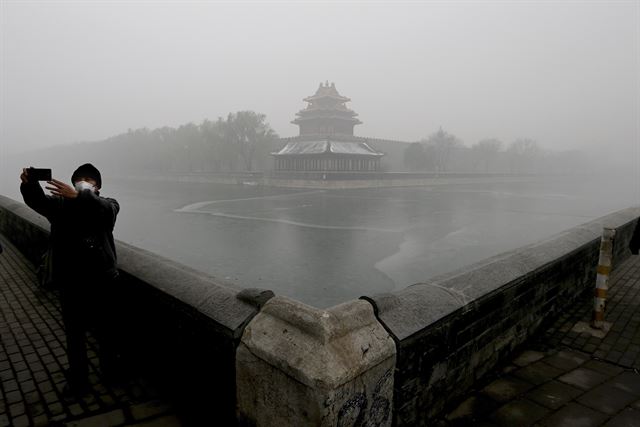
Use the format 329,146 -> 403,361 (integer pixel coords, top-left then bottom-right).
59,274 -> 120,386
631,219 -> 640,255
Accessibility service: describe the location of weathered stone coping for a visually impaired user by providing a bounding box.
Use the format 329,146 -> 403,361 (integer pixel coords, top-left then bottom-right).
364,206 -> 640,342
236,296 -> 396,425
116,241 -> 273,337
240,297 -> 395,389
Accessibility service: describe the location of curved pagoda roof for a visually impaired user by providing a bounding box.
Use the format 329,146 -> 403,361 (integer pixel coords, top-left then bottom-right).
272,138 -> 384,157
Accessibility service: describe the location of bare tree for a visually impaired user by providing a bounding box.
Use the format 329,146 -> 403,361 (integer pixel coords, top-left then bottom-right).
423,127 -> 463,172
201,118 -> 226,172
472,138 -> 503,173
222,111 -> 278,171
507,138 -> 540,173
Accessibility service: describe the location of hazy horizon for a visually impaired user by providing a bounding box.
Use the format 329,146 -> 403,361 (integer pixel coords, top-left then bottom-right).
2,1 -> 638,162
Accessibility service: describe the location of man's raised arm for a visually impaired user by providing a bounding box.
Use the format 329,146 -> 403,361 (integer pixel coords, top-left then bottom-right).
19,168 -> 58,220
76,189 -> 119,230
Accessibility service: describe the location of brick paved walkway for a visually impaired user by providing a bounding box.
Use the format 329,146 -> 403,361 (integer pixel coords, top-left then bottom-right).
543,254 -> 640,369
0,234 -> 179,427
444,254 -> 640,427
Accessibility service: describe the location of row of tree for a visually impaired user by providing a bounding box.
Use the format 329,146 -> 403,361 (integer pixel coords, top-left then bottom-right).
402,128 -> 587,174
70,111 -> 279,174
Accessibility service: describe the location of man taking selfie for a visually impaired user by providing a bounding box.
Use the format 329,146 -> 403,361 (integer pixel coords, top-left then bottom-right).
20,163 -> 121,395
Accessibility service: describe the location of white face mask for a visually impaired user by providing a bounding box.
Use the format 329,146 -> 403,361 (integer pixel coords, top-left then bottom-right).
74,180 -> 95,192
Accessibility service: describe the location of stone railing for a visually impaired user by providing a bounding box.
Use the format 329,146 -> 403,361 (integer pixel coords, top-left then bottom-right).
0,193 -> 638,426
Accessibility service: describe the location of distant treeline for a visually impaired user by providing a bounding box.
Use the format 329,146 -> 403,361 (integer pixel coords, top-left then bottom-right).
21,112 -> 591,177
100,111 -> 282,173
398,128 -> 591,175
26,111 -> 281,176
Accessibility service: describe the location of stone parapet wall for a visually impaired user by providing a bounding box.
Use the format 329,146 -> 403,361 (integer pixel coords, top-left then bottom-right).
236,297 -> 396,426
363,207 -> 640,425
0,196 -> 50,265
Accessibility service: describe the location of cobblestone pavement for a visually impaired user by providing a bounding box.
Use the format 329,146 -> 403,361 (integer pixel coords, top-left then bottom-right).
444,254 -> 640,427
0,234 -> 180,427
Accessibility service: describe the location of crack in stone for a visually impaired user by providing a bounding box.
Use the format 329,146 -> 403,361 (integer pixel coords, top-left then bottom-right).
423,282 -> 470,306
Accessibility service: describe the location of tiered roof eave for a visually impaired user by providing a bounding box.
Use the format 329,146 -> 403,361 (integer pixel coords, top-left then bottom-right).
278,134 -> 417,145
291,116 -> 363,126
303,93 -> 351,103
298,104 -> 357,114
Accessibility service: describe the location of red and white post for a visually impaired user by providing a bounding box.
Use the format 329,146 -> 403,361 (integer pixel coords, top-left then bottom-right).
592,227 -> 615,329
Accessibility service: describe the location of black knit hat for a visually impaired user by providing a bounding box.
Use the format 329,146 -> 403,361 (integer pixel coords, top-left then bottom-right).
71,163 -> 102,188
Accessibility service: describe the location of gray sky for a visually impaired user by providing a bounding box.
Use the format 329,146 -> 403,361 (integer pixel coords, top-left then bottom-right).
1,1 -> 638,158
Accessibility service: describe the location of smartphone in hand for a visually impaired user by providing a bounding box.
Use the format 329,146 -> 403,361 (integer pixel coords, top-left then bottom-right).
28,168 -> 52,181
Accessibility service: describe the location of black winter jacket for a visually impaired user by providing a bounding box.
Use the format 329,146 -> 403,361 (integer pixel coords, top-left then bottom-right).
20,181 -> 120,281
631,219 -> 640,255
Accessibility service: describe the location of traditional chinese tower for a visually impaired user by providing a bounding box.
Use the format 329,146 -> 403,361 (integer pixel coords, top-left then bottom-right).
292,81 -> 363,136
272,82 -> 384,172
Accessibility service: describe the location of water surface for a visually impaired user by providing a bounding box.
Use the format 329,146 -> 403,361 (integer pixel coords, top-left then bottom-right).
101,176 -> 637,308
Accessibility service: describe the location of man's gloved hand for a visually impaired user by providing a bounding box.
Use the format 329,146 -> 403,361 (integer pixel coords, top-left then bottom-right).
45,179 -> 79,199
20,168 -> 30,183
